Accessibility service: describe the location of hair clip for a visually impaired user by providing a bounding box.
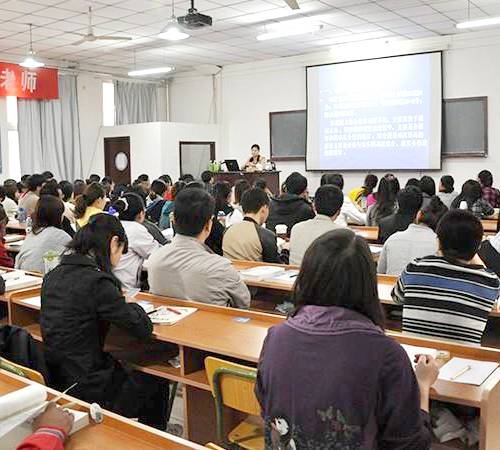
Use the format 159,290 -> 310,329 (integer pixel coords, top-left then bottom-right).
118,197 -> 129,211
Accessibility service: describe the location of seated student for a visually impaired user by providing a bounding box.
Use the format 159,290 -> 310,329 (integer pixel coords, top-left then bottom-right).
419,176 -> 436,210
436,175 -> 457,209
289,185 -> 344,266
254,178 -> 273,197
58,180 -> 75,223
223,188 -> 284,263
366,176 -> 398,226
41,214 -> 167,430
39,182 -> 75,238
85,174 -> 100,185
205,181 -> 233,255
201,170 -> 214,194
348,174 -> 378,212
18,174 -> 44,218
267,172 -> 315,236
226,179 -> 251,227
451,180 -> 494,219
145,179 -> 167,224
366,173 -> 400,209
256,229 -> 437,449
405,178 -> 420,188
393,210 -> 500,345
479,231 -> 500,278
378,197 -> 448,276
378,186 -> 423,244
72,179 -> 86,199
74,182 -> 107,228
321,173 -> 366,225
0,186 -> 17,220
136,174 -> 151,196
478,169 -> 500,208
179,173 -> 195,183
111,193 -> 161,290
15,196 -> 71,274
159,181 -> 186,230
148,188 -> 251,308
0,205 -> 14,268
159,174 -> 173,200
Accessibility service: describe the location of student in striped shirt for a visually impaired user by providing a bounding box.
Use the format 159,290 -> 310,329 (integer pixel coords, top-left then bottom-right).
393,210 -> 500,345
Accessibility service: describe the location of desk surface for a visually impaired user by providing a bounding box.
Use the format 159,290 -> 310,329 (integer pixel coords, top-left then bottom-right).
0,370 -> 205,450
6,220 -> 27,232
349,225 -> 379,243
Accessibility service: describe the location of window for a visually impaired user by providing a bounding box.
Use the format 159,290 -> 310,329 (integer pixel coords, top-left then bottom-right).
6,96 -> 20,180
102,81 -> 115,126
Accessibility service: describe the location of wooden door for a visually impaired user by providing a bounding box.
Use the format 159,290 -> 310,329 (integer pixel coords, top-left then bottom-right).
104,136 -> 131,185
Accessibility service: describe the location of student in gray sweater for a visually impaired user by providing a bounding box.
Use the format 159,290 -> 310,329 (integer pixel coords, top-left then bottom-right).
15,196 -> 71,274
378,197 -> 448,276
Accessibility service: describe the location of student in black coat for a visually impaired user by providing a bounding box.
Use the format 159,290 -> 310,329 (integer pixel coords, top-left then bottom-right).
266,172 -> 314,237
40,214 -> 168,430
479,233 -> 500,278
378,186 -> 423,244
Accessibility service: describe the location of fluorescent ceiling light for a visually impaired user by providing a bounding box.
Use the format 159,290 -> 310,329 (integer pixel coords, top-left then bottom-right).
158,23 -> 190,41
128,66 -> 174,76
456,16 -> 500,29
19,24 -> 45,68
256,23 -> 323,41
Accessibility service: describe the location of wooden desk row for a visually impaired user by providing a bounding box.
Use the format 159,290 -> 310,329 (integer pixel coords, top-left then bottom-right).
0,369 -> 207,450
5,286 -> 500,449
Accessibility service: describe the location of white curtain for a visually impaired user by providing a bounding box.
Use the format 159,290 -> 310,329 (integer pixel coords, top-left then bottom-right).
17,75 -> 83,180
114,80 -> 159,125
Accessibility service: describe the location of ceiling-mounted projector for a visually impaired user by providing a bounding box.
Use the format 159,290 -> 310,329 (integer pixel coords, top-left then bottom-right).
178,0 -> 212,29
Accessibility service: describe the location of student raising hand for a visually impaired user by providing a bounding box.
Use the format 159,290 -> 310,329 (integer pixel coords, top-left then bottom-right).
17,403 -> 74,450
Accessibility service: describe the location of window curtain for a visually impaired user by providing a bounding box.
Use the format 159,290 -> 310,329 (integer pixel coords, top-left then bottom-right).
114,80 -> 159,125
17,75 -> 83,180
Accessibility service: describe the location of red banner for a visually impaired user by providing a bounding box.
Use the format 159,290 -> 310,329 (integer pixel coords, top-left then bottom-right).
0,62 -> 58,99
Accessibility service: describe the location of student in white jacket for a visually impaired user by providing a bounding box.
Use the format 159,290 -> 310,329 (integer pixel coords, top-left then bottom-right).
320,173 -> 366,226
111,192 -> 161,290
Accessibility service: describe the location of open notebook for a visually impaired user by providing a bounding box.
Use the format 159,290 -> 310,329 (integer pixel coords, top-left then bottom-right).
1,271 -> 42,292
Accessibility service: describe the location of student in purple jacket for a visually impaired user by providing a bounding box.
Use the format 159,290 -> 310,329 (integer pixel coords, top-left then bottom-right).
255,228 -> 439,450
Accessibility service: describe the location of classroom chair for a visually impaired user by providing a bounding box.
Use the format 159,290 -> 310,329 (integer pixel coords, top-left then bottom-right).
205,356 -> 264,450
0,356 -> 46,385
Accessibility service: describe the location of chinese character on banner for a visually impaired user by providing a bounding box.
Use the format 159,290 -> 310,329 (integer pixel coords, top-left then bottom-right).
0,68 -> 16,90
21,70 -> 37,93
0,61 -> 58,99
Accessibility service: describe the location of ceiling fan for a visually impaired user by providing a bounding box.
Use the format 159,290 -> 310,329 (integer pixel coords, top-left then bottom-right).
71,6 -> 133,45
284,0 -> 300,10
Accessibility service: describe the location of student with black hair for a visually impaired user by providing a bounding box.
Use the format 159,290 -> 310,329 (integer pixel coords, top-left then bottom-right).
159,181 -> 186,230
321,173 -> 366,225
378,197 -> 448,276
146,179 -> 167,224
254,178 -> 273,197
419,176 -> 436,210
0,185 -> 17,220
73,179 -> 86,199
86,174 -> 101,185
41,214 -> 168,430
223,188 -> 283,263
74,182 -> 107,228
18,174 -> 44,218
451,179 -> 494,219
366,176 -> 398,226
207,181 -> 234,255
393,210 -> 500,345
378,186 -> 423,244
201,170 -> 214,193
179,173 -> 195,183
478,169 -> 500,208
437,175 -> 458,209
148,188 -> 250,308
111,193 -> 160,290
40,182 -> 75,238
289,185 -> 345,265
266,172 -> 314,237
15,196 -> 71,273
136,174 -> 150,194
348,174 -> 378,211
405,178 -> 420,188
0,205 -> 13,269
256,229 -> 437,449
41,171 -> 54,182
227,179 -> 251,227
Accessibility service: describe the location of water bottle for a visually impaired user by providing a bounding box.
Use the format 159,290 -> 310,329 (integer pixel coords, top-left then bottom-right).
17,207 -> 27,223
26,216 -> 33,234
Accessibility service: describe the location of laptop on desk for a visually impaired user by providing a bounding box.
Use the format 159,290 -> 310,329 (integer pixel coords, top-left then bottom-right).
224,160 -> 240,171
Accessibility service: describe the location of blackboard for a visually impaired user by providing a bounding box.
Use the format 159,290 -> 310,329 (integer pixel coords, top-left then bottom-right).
442,97 -> 487,157
270,110 -> 306,161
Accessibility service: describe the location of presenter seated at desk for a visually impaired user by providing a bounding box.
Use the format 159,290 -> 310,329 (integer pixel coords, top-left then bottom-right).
320,173 -> 366,226
378,197 -> 448,276
266,172 -> 315,237
16,196 -> 71,274
41,214 -> 168,430
74,182 -> 106,229
223,188 -> 285,264
256,229 -> 438,449
111,193 -> 161,290
242,144 -> 266,172
148,188 -> 251,308
393,210 -> 500,345
378,186 -> 422,244
289,185 -> 345,266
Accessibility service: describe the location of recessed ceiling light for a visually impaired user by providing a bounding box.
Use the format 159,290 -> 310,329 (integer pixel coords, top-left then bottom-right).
256,23 -> 323,41
128,66 -> 174,76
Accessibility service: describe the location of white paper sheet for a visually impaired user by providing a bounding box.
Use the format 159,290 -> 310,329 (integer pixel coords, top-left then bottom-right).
240,266 -> 285,280
438,358 -> 499,386
401,344 -> 438,368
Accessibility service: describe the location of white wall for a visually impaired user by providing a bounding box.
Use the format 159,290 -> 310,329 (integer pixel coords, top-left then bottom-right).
0,98 -> 9,180
169,29 -> 500,194
91,122 -> 219,181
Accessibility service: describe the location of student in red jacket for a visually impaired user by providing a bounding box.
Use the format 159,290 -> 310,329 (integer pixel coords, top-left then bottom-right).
17,403 -> 74,450
0,204 -> 14,268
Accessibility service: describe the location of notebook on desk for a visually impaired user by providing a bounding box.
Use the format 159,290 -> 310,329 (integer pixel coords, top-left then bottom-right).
240,266 -> 286,280
2,272 -> 42,291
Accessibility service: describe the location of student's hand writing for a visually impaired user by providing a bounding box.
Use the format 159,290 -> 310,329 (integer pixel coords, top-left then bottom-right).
33,402 -> 74,437
414,355 -> 439,390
